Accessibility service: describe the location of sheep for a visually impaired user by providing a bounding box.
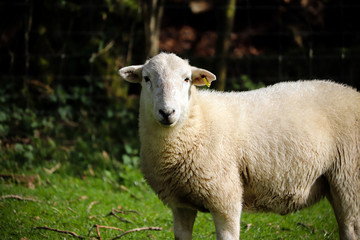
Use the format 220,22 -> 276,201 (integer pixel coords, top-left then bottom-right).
119,52 -> 360,240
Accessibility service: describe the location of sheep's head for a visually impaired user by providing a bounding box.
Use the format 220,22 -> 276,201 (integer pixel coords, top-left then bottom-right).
119,53 -> 216,127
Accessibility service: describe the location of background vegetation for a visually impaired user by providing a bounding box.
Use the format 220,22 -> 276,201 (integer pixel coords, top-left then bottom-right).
0,0 -> 359,239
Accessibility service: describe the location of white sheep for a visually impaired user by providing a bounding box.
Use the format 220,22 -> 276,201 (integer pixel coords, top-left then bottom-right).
119,52 -> 360,240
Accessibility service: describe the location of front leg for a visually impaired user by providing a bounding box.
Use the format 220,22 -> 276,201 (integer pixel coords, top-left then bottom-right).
171,207 -> 197,240
211,205 -> 242,240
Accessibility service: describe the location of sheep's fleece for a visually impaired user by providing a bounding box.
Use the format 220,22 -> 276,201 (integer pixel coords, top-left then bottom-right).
119,53 -> 360,240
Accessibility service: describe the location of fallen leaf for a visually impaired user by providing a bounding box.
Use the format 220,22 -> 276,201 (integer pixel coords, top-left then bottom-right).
78,195 -> 88,201
120,185 -> 129,192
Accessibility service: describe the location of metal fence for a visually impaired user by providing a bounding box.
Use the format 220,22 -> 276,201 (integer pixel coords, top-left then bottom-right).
1,0 -> 359,92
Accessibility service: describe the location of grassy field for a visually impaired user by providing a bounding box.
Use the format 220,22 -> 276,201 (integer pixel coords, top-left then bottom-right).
0,168 -> 339,240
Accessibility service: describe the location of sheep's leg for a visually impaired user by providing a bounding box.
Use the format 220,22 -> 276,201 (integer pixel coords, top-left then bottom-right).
211,207 -> 241,240
326,170 -> 360,240
171,207 -> 197,240
327,191 -> 360,240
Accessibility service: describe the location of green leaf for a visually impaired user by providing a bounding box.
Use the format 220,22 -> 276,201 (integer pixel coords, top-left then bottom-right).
58,106 -> 71,120
124,144 -> 132,154
122,154 -> 132,165
0,124 -> 9,135
14,143 -> 24,152
0,111 -> 7,122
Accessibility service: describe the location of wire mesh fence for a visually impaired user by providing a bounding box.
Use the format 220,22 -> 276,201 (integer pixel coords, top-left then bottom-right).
1,0 -> 359,96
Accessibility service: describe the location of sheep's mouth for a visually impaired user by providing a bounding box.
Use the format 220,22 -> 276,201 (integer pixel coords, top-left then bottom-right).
159,119 -> 177,127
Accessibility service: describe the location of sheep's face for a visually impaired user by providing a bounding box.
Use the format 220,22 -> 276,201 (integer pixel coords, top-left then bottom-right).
119,53 -> 216,127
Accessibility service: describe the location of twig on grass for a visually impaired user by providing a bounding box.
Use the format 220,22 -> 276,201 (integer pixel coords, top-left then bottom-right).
87,200 -> 100,213
35,226 -> 86,239
108,208 -> 134,224
113,209 -> 141,216
111,226 -> 162,240
297,222 -> 316,233
245,223 -> 252,232
96,226 -> 101,240
110,208 -> 142,220
88,224 -> 124,240
36,223 -> 161,239
67,207 -> 78,214
0,194 -> 40,202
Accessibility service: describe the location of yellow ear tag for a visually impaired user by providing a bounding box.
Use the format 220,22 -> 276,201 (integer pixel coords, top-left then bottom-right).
202,75 -> 211,88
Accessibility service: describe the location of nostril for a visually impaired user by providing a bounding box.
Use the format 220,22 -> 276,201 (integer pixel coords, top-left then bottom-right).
159,109 -> 175,118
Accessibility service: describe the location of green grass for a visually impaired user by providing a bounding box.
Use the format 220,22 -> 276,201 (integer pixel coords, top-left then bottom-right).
0,168 -> 338,240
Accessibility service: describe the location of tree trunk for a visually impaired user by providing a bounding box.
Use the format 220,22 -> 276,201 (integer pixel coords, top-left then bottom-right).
215,0 -> 236,91
141,0 -> 164,58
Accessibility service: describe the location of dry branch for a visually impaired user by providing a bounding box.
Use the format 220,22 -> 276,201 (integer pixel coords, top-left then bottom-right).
297,222 -> 316,233
67,207 -> 77,214
245,223 -> 252,232
0,194 -> 40,202
88,224 -> 124,240
87,201 -> 100,213
108,208 -> 134,224
35,226 -> 86,239
112,208 -> 141,216
36,223 -> 161,239
112,226 -> 162,240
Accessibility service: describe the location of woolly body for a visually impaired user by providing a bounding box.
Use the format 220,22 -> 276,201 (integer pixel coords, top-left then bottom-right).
119,53 -> 360,240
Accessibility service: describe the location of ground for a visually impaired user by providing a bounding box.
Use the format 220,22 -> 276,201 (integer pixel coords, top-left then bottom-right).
0,167 -> 339,239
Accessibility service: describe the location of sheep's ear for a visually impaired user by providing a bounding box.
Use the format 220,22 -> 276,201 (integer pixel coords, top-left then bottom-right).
191,67 -> 216,87
118,65 -> 143,83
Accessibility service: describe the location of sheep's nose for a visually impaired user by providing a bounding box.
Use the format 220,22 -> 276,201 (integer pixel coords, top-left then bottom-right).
158,109 -> 176,125
159,109 -> 175,119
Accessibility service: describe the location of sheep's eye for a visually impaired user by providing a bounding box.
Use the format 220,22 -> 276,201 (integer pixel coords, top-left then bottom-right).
144,76 -> 151,83
184,77 -> 190,83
